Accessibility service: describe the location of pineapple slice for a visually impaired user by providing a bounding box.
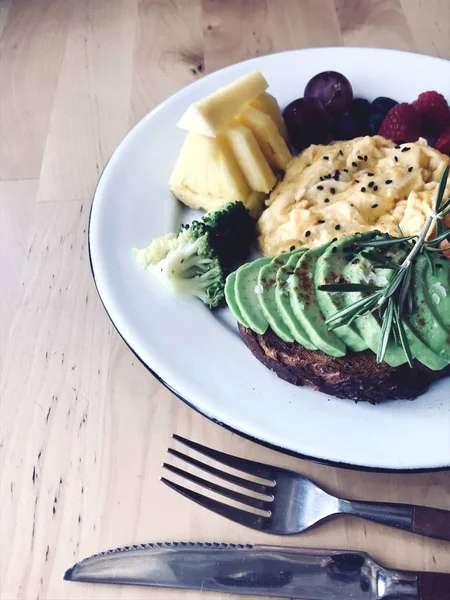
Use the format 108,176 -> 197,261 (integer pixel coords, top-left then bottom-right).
222,124 -> 276,193
169,132 -> 266,215
237,106 -> 292,171
177,70 -> 269,137
250,92 -> 288,141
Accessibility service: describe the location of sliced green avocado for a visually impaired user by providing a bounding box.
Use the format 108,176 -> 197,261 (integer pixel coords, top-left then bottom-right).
422,252 -> 450,336
407,254 -> 450,362
275,251 -> 318,350
342,257 -> 408,367
224,271 -> 249,328
289,244 -> 346,357
314,234 -> 370,352
235,256 -> 272,334
257,251 -> 299,343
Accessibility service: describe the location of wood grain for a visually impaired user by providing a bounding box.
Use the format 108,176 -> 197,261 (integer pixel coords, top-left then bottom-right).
0,1 -> 449,599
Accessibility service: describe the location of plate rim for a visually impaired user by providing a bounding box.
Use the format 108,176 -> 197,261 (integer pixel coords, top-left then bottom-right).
89,46 -> 450,473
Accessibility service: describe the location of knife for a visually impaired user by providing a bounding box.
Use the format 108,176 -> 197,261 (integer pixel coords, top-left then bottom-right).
64,541 -> 449,599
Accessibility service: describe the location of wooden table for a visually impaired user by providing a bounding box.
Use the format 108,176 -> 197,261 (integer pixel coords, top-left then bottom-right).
1,1 -> 449,598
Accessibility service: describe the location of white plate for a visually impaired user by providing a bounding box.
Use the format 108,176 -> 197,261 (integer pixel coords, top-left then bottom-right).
90,47 -> 450,471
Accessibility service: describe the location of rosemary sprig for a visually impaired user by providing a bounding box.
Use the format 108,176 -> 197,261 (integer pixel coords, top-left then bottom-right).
318,165 -> 449,366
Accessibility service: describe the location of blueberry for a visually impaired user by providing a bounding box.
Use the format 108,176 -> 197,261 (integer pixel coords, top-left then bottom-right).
371,96 -> 398,117
349,98 -> 371,123
332,114 -> 360,141
368,112 -> 384,135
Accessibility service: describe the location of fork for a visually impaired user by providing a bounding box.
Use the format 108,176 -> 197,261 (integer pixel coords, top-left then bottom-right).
161,435 -> 450,541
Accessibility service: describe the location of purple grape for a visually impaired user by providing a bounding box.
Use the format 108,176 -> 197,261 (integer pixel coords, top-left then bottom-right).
282,97 -> 332,150
304,71 -> 353,116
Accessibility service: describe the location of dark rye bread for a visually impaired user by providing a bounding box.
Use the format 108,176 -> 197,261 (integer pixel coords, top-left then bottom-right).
239,324 -> 450,403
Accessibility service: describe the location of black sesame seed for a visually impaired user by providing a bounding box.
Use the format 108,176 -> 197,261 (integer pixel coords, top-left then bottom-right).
361,187 -> 366,192
320,176 -> 324,181
352,161 -> 358,167
368,172 -> 374,176
343,169 -> 349,173
318,219 -> 325,224
290,245 -> 295,251
401,147 -> 411,152
373,185 -> 378,191
364,155 -> 368,161
408,166 -> 413,172
372,204 -> 378,208
368,181 -> 375,188
355,179 -> 360,183
385,179 -> 392,184
395,144 -> 401,149
394,156 -> 399,162
326,174 -> 332,179
339,150 -> 344,155
351,258 -> 360,264
357,155 -> 363,160
323,156 -> 329,160
335,224 -> 341,230
330,187 -> 336,194
317,185 -> 324,190
339,277 -> 346,283
305,230 -> 311,237
324,198 -> 330,203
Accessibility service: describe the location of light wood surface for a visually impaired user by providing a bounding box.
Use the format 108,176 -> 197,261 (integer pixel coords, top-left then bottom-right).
1,1 -> 449,599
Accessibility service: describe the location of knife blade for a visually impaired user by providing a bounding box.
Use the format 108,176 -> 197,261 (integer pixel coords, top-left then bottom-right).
64,541 -> 449,599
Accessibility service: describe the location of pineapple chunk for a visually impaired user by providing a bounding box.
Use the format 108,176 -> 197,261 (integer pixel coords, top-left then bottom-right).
177,70 -> 269,137
250,92 -> 288,141
222,124 -> 276,193
169,132 -> 266,216
237,106 -> 292,171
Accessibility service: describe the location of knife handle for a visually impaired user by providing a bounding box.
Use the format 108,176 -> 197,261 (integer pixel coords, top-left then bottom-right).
412,506 -> 450,541
417,572 -> 450,600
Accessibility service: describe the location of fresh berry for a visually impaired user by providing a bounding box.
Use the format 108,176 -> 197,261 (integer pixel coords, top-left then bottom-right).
368,112 -> 384,135
304,71 -> 353,116
371,97 -> 398,117
413,91 -> 450,134
349,98 -> 371,123
378,103 -> 422,143
283,97 -> 332,150
435,127 -> 450,156
332,115 -> 360,141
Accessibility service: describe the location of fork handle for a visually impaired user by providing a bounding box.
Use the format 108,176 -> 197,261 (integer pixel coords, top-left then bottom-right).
339,499 -> 450,541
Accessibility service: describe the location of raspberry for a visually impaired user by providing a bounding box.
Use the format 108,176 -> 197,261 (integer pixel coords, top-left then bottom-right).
413,91 -> 450,134
378,103 -> 422,143
435,127 -> 450,156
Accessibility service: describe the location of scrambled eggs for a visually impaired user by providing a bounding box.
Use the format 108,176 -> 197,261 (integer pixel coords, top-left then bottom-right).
257,135 -> 450,256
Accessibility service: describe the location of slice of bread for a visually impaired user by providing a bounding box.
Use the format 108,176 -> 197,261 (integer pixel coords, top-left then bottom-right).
239,324 -> 450,403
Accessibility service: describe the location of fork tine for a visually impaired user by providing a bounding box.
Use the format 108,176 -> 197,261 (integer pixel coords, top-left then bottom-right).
161,477 -> 268,531
162,463 -> 272,511
172,434 -> 276,481
167,448 -> 271,495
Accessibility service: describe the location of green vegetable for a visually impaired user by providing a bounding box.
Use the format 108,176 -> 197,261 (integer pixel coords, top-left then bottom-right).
137,201 -> 255,308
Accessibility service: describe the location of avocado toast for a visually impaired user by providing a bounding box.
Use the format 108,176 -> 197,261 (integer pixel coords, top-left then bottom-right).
225,215 -> 450,402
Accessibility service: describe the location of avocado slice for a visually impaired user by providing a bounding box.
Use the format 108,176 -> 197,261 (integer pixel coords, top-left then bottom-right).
422,252 -> 450,336
342,256 -> 408,367
235,256 -> 272,334
315,235 -> 370,352
289,244 -> 346,357
257,251 -> 299,343
407,254 -> 450,362
275,251 -> 318,350
224,271 -> 249,328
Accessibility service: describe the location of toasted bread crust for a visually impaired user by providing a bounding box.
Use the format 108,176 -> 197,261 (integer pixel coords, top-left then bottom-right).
238,324 -> 450,403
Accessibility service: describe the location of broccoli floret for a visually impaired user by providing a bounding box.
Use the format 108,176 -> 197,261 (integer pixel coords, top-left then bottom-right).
137,201 -> 254,309
202,201 -> 255,270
